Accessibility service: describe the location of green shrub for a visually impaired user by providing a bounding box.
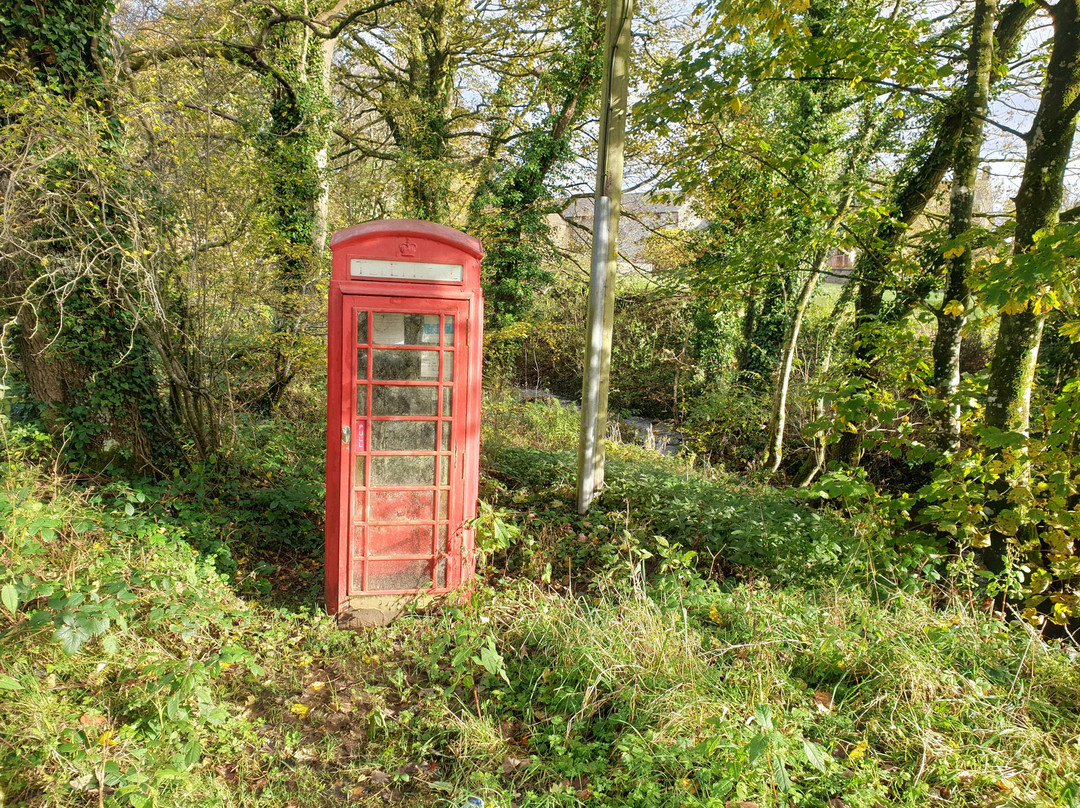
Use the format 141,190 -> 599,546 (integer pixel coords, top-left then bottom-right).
0,470 -> 254,805
503,274 -> 734,421
680,383 -> 771,471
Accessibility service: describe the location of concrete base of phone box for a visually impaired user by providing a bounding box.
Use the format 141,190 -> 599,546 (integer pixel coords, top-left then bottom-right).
334,595 -> 407,627
335,585 -> 473,627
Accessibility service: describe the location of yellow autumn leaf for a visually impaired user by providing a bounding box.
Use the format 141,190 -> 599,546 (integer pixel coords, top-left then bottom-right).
98,731 -> 118,746
943,300 -> 965,317
1060,320 -> 1080,342
290,703 -> 310,717
1031,293 -> 1059,315
309,681 -> 325,691
729,96 -> 742,114
848,739 -> 868,761
943,245 -> 965,259
1000,299 -> 1029,315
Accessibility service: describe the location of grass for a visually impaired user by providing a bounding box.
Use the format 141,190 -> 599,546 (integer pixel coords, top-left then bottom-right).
1,394 -> 1078,808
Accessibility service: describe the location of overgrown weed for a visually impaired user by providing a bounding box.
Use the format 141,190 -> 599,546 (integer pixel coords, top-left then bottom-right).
2,396 -> 1078,808
470,396 -> 1080,807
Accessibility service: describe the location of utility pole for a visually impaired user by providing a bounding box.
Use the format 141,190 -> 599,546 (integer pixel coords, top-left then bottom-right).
577,0 -> 633,515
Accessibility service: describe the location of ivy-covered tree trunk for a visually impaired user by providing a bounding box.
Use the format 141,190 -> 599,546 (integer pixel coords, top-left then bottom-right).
981,0 -> 1080,575
985,0 -> 1080,436
259,9 -> 337,412
469,0 -> 605,328
736,274 -> 793,388
836,0 -> 1035,464
381,0 -> 461,223
930,0 -> 997,452
0,0 -> 176,470
735,285 -> 759,375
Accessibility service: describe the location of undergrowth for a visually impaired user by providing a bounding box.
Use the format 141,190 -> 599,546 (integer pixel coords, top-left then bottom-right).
1,396 -> 1078,808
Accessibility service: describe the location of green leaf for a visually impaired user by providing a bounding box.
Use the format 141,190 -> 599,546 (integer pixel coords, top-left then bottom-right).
0,675 -> 22,691
1,583 -> 18,615
181,737 -> 202,769
85,615 -> 110,635
773,754 -> 792,792
473,638 -> 510,685
54,620 -> 92,654
165,692 -> 180,721
803,739 -> 828,773
747,732 -> 769,764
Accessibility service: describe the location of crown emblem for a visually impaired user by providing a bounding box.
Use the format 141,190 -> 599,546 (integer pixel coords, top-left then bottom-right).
399,239 -> 418,257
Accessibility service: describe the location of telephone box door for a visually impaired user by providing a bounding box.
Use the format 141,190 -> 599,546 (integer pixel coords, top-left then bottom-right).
340,295 -> 470,596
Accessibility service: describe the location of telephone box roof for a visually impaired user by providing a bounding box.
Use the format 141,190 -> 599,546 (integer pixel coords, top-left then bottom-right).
331,219 -> 484,260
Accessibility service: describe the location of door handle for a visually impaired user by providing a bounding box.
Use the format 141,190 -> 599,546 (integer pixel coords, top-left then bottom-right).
342,425 -> 351,445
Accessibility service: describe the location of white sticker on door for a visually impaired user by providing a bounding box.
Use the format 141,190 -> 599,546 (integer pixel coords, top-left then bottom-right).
372,313 -> 405,345
420,351 -> 439,379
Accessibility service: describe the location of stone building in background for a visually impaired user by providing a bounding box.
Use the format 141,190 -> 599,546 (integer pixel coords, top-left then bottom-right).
548,193 -> 704,272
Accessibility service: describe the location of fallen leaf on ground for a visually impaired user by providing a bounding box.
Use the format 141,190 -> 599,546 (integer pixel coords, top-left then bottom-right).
502,756 -> 530,774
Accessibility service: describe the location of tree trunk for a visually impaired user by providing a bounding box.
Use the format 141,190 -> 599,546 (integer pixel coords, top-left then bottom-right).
837,0 -> 1037,464
986,0 -> 1080,436
312,31 -> 338,257
796,281 -> 856,487
982,0 -> 1080,573
1,1 -> 176,471
11,280 -> 173,470
260,13 -> 337,412
986,312 -> 1046,433
762,251 -> 824,473
931,0 -> 997,452
735,285 -> 759,374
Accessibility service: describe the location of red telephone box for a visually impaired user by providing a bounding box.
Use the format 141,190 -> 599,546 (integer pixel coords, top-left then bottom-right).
325,220 -> 484,624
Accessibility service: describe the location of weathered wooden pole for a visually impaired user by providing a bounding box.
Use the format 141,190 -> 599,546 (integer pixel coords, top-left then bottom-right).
577,0 -> 633,514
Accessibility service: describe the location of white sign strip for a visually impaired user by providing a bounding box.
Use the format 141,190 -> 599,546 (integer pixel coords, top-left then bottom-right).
350,258 -> 463,282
